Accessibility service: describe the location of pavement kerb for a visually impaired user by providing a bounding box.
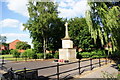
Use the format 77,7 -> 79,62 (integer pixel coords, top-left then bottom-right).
73,62 -> 115,78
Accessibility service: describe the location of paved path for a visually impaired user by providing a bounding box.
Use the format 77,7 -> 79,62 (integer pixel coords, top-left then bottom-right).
74,63 -> 118,79
0,59 -> 111,79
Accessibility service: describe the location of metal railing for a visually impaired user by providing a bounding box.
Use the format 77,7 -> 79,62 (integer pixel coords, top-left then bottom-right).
1,57 -> 112,80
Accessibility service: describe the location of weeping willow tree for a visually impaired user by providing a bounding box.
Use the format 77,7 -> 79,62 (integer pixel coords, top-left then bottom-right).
86,2 -> 120,52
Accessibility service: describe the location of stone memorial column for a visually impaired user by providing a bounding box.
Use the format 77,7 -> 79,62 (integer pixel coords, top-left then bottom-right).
59,22 -> 76,61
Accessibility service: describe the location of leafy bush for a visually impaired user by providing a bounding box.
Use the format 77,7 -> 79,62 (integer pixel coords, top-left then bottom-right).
10,49 -> 20,58
76,52 -> 82,59
46,53 -> 53,59
2,50 -> 10,55
20,52 -> 27,58
77,50 -> 106,58
54,52 -> 59,59
118,64 -> 120,71
37,53 -> 44,59
20,49 -> 36,59
111,50 -> 120,58
80,52 -> 91,58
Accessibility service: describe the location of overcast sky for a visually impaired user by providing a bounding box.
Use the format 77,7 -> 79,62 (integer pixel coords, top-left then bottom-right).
0,0 -> 89,47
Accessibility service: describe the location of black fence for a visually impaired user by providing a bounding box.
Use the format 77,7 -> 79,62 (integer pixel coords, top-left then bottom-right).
1,57 -> 112,80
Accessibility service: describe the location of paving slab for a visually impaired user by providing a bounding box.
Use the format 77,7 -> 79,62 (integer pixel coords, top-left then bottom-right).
74,63 -> 118,79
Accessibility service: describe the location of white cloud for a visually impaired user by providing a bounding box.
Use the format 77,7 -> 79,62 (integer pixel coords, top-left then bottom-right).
5,0 -> 29,17
4,0 -> 89,18
0,19 -> 20,28
58,0 -> 89,18
0,18 -> 24,31
1,33 -> 29,39
0,19 -> 20,27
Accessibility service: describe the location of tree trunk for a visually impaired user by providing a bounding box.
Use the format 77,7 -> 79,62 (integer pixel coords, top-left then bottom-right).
43,38 -> 46,59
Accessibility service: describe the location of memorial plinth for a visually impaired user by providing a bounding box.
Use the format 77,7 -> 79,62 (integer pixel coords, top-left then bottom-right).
59,22 -> 76,61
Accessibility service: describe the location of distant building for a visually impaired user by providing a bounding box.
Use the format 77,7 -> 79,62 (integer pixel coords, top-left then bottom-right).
9,39 -> 25,53
0,45 -> 8,51
9,39 -> 21,50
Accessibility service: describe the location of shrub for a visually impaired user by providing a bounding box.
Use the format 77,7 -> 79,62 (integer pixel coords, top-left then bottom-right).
2,50 -> 10,55
10,49 -> 20,58
91,50 -> 106,58
26,49 -> 35,58
80,52 -> 91,58
20,49 -> 36,59
111,50 -> 120,58
77,50 -> 106,58
46,53 -> 54,59
20,52 -> 27,58
37,53 -> 44,59
76,52 -> 82,59
54,52 -> 59,59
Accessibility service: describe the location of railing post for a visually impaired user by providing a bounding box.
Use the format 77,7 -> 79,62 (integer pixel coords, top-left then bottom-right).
90,58 -> 92,70
78,59 -> 81,74
2,57 -> 4,69
16,57 -> 17,61
57,63 -> 59,80
99,57 -> 101,67
25,56 -> 27,62
9,67 -> 14,80
105,57 -> 107,65
24,67 -> 26,79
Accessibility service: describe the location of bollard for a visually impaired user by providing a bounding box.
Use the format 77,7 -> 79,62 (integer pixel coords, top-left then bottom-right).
99,57 -> 101,67
90,58 -> 92,70
78,59 -> 81,74
57,63 -> 59,80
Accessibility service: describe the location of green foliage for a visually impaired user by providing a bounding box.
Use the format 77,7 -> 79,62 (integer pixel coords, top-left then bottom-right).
0,35 -> 7,43
86,2 -> 120,51
21,49 -> 35,59
54,52 -> 59,59
10,49 -> 20,58
16,41 -> 31,50
46,53 -> 54,59
77,50 -> 106,58
111,50 -> 120,58
23,1 -> 65,54
76,52 -> 82,59
80,52 -> 91,58
20,52 -> 27,58
2,50 -> 10,55
68,17 -> 94,51
118,64 -> 120,71
37,53 -> 44,59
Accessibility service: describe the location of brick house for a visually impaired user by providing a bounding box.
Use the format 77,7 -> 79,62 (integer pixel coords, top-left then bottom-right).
9,39 -> 21,50
0,45 -> 8,51
9,39 -> 25,53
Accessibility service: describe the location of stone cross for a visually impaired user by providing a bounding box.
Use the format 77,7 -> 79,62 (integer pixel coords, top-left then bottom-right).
64,22 -> 70,38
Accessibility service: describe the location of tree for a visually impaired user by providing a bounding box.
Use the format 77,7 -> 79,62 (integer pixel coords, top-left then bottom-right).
23,1 -> 65,59
16,41 -> 31,50
68,17 -> 94,51
0,35 -> 7,44
10,49 -> 20,58
86,2 -> 120,51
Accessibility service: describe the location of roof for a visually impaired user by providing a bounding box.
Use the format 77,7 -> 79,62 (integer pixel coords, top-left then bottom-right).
10,39 -> 21,44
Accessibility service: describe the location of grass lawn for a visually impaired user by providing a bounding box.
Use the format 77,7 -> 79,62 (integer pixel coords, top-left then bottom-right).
0,54 -> 33,61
